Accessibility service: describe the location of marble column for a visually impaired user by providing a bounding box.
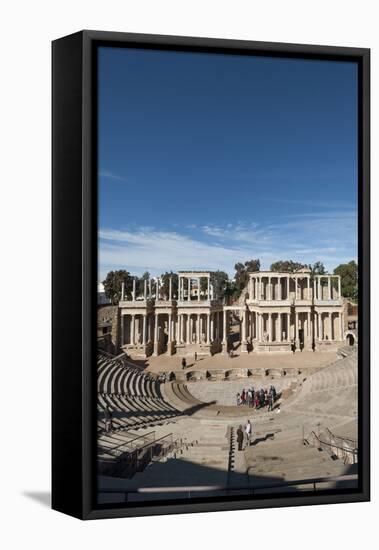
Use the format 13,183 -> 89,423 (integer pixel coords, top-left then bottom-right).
328,312 -> 332,340
295,312 -> 299,343
168,313 -> 172,342
197,314 -> 200,343
207,313 -> 211,344
340,312 -> 344,340
198,278 -> 201,301
318,312 -> 322,340
132,278 -> 136,301
268,313 -> 272,342
278,313 -> 282,342
307,311 -> 311,340
328,278 -> 331,300
338,277 -> 341,299
287,312 -> 290,341
278,277 -> 282,300
188,278 -> 191,301
121,282 -> 125,301
223,310 -> 227,343
211,313 -> 214,341
207,277 -> 210,301
120,314 -> 124,346
143,314 -> 147,345
131,314 -> 135,345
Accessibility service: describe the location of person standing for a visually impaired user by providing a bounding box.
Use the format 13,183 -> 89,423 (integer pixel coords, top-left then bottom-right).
237,425 -> 244,451
181,357 -> 187,370
236,392 -> 241,406
245,419 -> 252,447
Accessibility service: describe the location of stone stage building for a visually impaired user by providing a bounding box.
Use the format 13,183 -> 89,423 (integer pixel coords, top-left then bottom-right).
116,269 -> 345,358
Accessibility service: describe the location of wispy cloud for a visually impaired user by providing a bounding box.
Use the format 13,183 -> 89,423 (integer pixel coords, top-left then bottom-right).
99,210 -> 357,279
98,170 -> 127,182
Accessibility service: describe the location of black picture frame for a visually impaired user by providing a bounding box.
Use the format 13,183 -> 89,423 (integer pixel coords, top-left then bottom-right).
52,30 -> 370,520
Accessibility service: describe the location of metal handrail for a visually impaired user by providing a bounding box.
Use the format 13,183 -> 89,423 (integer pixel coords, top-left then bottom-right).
98,474 -> 357,502
101,431 -> 156,454
308,431 -> 358,465
324,427 -> 357,448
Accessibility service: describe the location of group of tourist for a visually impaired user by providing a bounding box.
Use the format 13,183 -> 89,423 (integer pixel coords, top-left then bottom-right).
236,385 -> 278,411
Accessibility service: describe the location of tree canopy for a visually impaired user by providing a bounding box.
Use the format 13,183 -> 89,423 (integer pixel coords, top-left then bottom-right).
333,261 -> 358,299
233,259 -> 260,296
102,270 -> 133,304
269,260 -> 326,278
160,271 -> 178,299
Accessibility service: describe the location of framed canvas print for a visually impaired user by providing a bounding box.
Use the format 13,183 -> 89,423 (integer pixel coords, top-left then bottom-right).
52,31 -> 370,520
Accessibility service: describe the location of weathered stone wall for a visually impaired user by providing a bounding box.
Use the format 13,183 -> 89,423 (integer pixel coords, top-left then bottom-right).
97,305 -> 120,354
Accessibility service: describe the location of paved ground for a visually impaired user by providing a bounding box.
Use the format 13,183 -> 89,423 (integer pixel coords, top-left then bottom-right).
134,350 -> 338,374
186,377 -> 296,406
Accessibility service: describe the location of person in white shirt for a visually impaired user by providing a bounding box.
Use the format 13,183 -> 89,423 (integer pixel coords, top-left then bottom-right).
245,419 -> 252,447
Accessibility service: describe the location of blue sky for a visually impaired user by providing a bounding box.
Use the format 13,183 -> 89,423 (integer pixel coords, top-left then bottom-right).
98,46 -> 358,280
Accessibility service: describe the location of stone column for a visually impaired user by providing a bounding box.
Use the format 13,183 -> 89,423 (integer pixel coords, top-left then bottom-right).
318,312 -> 322,340
328,312 -> 332,340
188,278 -> 191,301
328,278 -> 331,300
268,277 -> 272,300
198,278 -> 201,301
338,277 -> 341,299
307,278 -> 310,300
156,279 -> 159,300
121,282 -> 125,301
131,314 -> 135,345
211,313 -> 214,342
120,314 -> 124,346
295,312 -> 299,344
207,313 -> 211,344
307,311 -> 311,340
178,277 -> 181,301
132,278 -> 136,301
168,313 -> 172,343
154,314 -> 158,341
313,278 -> 316,301
287,313 -> 290,341
318,277 -> 321,300
340,312 -> 344,340
169,278 -> 172,301
287,276 -> 290,300
180,314 -> 184,343
144,279 -> 147,299
142,314 -> 147,345
278,313 -> 282,342
149,279 -> 152,298
278,277 -> 282,300
196,314 -> 200,343
268,313 -> 272,342
249,277 -> 253,299
207,277 -> 210,301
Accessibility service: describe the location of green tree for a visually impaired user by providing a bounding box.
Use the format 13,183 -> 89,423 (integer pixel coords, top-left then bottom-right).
270,260 -> 308,272
310,261 -> 326,276
102,270 -> 132,304
137,271 -> 150,295
234,259 -> 260,295
334,261 -> 358,299
160,271 -> 179,299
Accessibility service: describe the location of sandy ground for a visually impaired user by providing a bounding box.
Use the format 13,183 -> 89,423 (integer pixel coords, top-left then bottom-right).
129,350 -> 338,373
